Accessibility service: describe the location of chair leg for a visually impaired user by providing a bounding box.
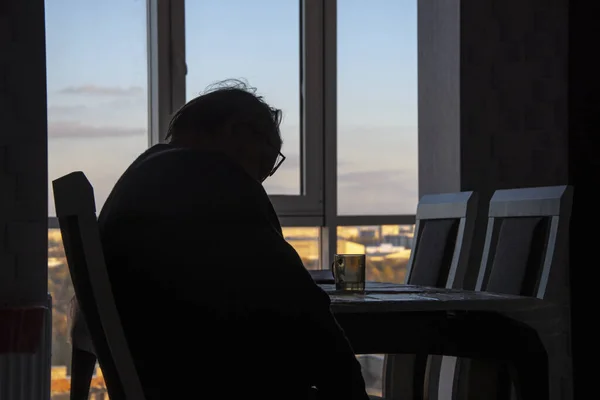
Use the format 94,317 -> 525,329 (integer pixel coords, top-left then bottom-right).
509,354 -> 549,400
70,347 -> 97,400
382,353 -> 429,400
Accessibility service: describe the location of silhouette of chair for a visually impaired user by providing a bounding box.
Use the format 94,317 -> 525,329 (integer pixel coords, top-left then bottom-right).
381,191 -> 478,400
53,171 -> 146,400
446,185 -> 573,400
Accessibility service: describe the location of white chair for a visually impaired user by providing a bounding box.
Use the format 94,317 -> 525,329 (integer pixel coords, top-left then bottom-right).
382,191 -> 478,400
447,185 -> 573,400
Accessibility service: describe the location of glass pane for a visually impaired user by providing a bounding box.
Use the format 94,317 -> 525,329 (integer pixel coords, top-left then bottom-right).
337,225 -> 415,396
185,0 -> 301,195
337,1 -> 418,215
48,229 -> 72,397
46,0 -> 148,216
337,225 -> 415,284
45,0 -> 147,396
49,230 -> 108,398
282,227 -> 321,270
338,224 -> 415,397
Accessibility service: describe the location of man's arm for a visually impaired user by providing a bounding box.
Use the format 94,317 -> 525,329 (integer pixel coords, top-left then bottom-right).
146,212 -> 369,399
233,224 -> 370,400
300,285 -> 370,400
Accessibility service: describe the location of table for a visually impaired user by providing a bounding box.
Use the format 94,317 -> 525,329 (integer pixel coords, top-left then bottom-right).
319,282 -> 562,400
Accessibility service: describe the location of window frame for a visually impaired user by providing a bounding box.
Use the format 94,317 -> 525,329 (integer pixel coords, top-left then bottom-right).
47,0 -> 417,269
269,0 -> 325,217
316,0 -> 416,266
166,0 -> 325,217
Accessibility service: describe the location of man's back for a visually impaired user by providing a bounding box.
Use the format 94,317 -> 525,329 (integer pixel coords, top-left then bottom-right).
97,144 -> 368,399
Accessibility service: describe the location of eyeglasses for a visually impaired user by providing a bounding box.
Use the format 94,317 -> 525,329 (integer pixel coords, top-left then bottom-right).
269,152 -> 286,177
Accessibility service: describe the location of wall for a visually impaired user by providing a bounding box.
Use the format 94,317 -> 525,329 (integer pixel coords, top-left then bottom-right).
0,0 -> 48,305
567,0 -> 600,396
419,0 -> 570,288
418,0 -> 575,399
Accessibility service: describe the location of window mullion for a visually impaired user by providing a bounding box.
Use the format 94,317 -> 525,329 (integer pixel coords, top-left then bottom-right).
170,0 -> 187,116
269,0 -> 325,216
321,0 -> 337,268
148,0 -> 184,146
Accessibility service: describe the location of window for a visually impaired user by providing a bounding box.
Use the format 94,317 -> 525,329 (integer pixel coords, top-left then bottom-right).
45,0 -> 148,397
282,227 -> 321,270
47,229 -> 72,370
46,0 -> 148,216
337,225 -> 415,284
337,0 -> 418,215
185,0 -> 301,195
340,224 -> 416,398
45,0 -> 418,397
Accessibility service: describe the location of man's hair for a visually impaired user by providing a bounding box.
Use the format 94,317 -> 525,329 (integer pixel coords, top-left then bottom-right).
166,79 -> 283,145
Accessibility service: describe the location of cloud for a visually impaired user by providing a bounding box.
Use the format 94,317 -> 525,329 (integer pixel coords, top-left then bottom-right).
48,121 -> 145,138
265,166 -> 418,213
58,85 -> 144,97
338,169 -> 418,215
47,105 -> 88,116
338,169 -> 413,187
101,97 -> 147,109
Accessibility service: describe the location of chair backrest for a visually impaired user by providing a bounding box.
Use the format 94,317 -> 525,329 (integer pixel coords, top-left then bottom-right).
405,191 -> 479,289
451,185 -> 573,400
382,191 -> 478,400
52,172 -> 146,400
476,185 -> 573,299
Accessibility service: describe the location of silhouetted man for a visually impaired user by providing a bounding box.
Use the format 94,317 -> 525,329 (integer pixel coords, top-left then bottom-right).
71,80 -> 369,400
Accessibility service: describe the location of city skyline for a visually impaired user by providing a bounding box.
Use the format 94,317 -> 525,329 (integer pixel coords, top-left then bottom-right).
45,0 -> 418,216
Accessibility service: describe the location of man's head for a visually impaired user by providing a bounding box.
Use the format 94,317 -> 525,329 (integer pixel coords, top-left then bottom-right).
166,79 -> 284,183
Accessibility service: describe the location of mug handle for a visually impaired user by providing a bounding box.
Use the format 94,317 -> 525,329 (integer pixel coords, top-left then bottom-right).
331,258 -> 344,282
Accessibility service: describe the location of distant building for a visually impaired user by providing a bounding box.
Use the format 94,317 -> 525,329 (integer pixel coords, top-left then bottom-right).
358,229 -> 377,239
383,234 -> 413,249
366,243 -> 406,256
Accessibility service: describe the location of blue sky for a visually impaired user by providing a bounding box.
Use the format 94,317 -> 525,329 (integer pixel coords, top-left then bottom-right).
45,0 -> 418,216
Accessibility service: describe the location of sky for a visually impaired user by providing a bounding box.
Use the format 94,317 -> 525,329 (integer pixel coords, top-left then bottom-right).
45,0 -> 418,217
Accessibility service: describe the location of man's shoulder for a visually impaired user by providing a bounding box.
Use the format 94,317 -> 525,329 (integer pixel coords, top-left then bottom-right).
131,146 -> 255,187
101,146 -> 271,219
131,145 -> 204,172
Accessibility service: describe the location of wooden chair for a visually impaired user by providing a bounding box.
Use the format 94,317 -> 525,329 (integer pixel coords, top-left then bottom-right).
381,191 -> 478,400
448,185 -> 573,400
53,171 -> 146,400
